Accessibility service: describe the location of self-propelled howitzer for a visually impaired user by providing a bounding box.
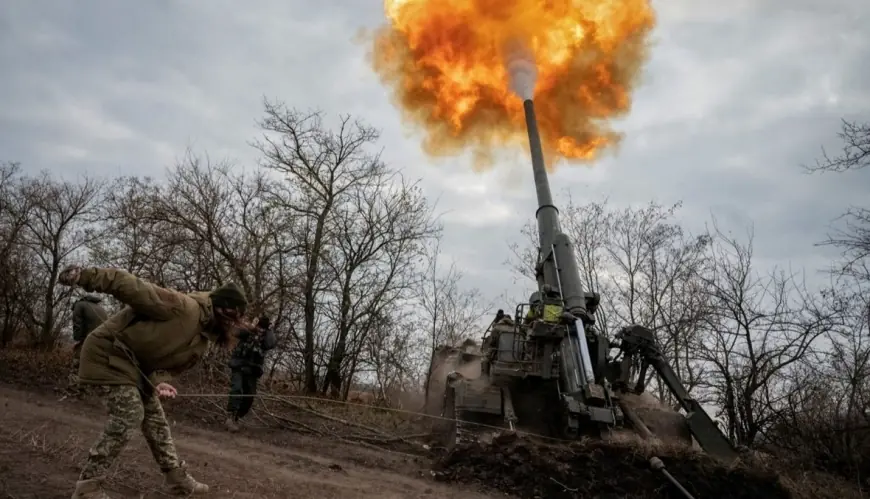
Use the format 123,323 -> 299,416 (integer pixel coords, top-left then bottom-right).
519,97 -> 619,435
425,98 -> 738,465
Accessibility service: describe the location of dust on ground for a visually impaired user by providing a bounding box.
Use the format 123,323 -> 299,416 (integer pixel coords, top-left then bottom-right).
617,392 -> 695,446
0,384 -> 500,499
621,391 -> 670,410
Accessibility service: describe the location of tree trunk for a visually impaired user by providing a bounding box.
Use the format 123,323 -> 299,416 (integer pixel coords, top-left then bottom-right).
324,283 -> 352,397
324,338 -> 346,398
303,209 -> 330,394
303,282 -> 317,393
342,355 -> 359,401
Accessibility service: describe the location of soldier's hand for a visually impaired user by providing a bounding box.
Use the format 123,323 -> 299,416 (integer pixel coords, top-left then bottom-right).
155,382 -> 177,399
58,265 -> 83,286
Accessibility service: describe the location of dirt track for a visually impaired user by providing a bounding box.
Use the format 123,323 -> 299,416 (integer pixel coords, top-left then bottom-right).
0,384 -> 501,499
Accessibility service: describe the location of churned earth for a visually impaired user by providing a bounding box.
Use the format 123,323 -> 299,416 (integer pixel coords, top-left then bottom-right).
435,434 -> 793,499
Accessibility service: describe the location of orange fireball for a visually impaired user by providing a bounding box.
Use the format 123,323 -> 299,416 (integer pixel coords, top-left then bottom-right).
369,0 -> 656,170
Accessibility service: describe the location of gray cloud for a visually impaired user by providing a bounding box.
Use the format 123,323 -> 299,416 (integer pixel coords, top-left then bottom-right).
1,0 -> 868,307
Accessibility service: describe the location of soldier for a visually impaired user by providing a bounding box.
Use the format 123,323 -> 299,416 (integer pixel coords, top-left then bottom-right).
57,265 -> 249,499
493,309 -> 505,324
226,315 -> 276,432
67,294 -> 108,396
525,291 -> 542,323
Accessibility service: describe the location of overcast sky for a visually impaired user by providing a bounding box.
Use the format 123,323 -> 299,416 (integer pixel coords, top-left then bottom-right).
2,0 -> 868,309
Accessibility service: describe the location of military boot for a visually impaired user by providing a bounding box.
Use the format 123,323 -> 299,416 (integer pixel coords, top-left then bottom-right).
164,462 -> 209,495
225,416 -> 239,433
71,477 -> 111,499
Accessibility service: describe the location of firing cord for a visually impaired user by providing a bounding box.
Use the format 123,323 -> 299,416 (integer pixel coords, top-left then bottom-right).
78,376 -> 709,496
124,354 -> 568,443
161,390 -> 569,443
125,354 -> 708,495
176,390 -> 700,498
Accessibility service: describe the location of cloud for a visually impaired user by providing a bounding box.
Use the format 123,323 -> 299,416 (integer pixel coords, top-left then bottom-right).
1,0 -> 868,310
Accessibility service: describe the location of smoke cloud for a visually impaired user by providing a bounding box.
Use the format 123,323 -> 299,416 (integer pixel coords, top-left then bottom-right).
368,0 -> 656,171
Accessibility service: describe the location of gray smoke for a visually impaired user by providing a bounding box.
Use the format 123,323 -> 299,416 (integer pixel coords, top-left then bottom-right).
504,43 -> 538,100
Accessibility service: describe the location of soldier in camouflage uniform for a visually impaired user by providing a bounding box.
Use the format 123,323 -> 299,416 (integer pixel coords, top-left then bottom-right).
57,265 -> 249,499
226,315 -> 276,431
66,294 -> 108,397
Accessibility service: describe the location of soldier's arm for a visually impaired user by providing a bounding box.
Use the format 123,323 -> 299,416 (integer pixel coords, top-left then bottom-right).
76,268 -> 190,321
72,302 -> 85,342
148,360 -> 198,387
149,370 -> 173,387
148,369 -> 188,388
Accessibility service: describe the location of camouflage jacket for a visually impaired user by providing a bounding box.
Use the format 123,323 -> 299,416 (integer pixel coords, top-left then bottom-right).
228,327 -> 276,374
74,267 -> 222,390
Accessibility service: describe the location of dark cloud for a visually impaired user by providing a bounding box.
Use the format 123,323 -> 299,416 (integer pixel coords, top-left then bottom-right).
0,0 -> 868,304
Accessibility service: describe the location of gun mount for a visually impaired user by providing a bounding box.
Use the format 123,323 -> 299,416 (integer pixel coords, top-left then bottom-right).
425,97 -> 738,465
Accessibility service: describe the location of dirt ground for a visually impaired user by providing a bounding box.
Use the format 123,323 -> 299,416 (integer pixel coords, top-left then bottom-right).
0,384 -> 501,499
0,347 -> 860,499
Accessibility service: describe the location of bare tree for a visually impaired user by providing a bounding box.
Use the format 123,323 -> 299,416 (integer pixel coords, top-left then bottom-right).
150,154 -> 248,293
698,223 -> 838,446
131,153 -> 308,375
88,176 -> 176,278
253,99 -> 389,394
805,119 -> 869,173
17,172 -> 102,348
364,311 -> 427,407
821,208 -> 870,285
767,277 -> 870,481
0,163 -> 38,347
418,237 -> 491,408
507,197 -> 613,331
507,197 -> 713,399
319,174 -> 440,397
807,119 -> 870,286
147,153 -> 297,305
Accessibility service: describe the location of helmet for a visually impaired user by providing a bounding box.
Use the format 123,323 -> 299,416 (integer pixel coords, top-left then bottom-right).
529,291 -> 542,304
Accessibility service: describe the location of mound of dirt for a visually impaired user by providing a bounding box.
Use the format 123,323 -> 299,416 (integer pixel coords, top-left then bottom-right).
433,435 -> 792,499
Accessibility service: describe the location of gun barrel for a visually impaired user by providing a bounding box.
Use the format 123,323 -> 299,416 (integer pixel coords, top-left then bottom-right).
522,99 -> 560,286
521,98 -> 596,387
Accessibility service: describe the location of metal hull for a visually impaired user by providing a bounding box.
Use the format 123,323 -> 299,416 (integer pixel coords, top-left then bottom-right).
426,342 -> 694,450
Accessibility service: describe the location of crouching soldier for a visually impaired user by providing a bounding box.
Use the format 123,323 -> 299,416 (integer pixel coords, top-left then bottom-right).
66,294 -> 108,397
226,315 -> 276,432
57,264 -> 248,499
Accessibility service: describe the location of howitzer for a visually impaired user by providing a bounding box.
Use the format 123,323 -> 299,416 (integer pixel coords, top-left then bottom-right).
522,97 -> 615,433
425,94 -> 738,465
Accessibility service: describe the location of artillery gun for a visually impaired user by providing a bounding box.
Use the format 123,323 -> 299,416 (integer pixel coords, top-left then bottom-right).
426,97 -> 738,463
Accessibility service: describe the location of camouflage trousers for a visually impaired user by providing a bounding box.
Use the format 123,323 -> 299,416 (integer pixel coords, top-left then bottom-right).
79,385 -> 181,480
65,343 -> 86,396
72,341 -> 83,371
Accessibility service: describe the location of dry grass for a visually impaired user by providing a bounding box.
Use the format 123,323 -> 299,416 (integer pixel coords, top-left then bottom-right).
0,346 -> 74,386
